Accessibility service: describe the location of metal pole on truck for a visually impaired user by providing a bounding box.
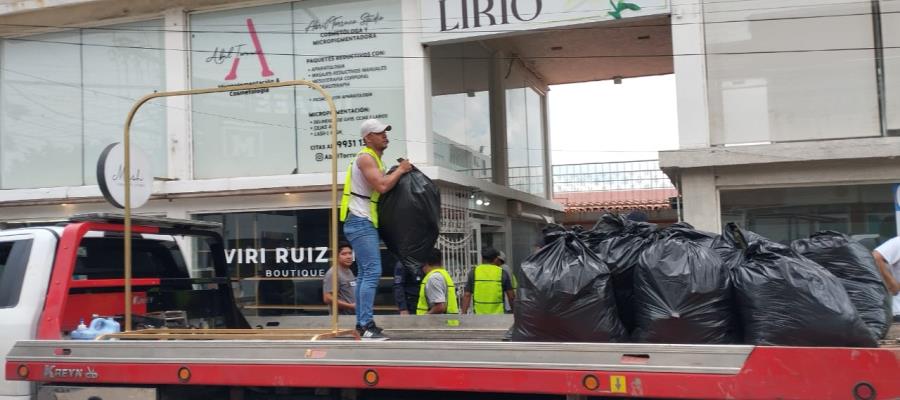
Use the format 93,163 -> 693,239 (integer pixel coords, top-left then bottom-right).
121,80 -> 340,333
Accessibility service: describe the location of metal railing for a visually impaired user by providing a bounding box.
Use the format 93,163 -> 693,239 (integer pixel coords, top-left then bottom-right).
552,160 -> 674,193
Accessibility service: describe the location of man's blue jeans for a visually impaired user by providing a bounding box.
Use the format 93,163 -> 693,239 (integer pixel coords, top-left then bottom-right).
343,213 -> 381,327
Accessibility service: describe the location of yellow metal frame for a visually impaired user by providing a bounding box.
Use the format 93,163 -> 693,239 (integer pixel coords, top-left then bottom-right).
120,80 -> 342,335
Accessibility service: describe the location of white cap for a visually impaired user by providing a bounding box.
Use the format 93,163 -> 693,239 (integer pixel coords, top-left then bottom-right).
359,119 -> 391,138
497,251 -> 506,263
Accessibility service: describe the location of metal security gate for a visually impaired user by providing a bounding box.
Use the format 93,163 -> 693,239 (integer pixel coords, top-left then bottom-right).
436,186 -> 477,295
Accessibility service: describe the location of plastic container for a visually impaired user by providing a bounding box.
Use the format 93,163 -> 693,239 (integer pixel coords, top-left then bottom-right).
70,316 -> 121,340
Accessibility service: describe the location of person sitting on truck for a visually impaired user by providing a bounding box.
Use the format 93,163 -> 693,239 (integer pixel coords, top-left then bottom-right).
461,247 -> 515,315
873,234 -> 900,322
339,118 -> 412,339
416,248 -> 458,315
322,242 -> 357,315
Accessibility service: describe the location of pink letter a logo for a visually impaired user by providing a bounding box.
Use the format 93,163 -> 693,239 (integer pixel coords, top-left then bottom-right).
225,18 -> 275,81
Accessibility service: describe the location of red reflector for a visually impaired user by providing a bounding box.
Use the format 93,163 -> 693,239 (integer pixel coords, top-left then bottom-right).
177,367 -> 191,383
582,374 -> 600,391
853,382 -> 876,400
363,369 -> 379,386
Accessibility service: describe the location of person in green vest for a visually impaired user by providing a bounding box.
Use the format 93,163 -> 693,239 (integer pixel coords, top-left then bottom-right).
339,118 -> 412,340
416,248 -> 458,315
461,247 -> 515,315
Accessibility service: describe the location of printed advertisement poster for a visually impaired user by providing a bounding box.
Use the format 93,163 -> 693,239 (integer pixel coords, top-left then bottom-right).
189,0 -> 406,178
294,0 -> 407,173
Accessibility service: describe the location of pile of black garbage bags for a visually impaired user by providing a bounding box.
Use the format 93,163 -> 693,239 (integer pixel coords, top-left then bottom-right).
511,214 -> 891,347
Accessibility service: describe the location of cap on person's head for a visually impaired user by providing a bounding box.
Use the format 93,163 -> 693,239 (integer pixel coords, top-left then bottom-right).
359,118 -> 391,138
481,247 -> 499,261
496,250 -> 506,264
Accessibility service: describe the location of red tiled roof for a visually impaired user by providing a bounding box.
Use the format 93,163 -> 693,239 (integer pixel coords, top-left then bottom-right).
553,188 -> 678,213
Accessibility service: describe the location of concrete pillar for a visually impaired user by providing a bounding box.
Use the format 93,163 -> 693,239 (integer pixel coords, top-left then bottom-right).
490,50 -> 509,186
401,0 -> 432,165
681,168 -> 721,233
671,0 -> 711,149
164,8 -> 191,180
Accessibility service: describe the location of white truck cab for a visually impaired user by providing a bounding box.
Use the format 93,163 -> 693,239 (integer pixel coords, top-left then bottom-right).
0,214 -> 239,400
0,228 -> 56,400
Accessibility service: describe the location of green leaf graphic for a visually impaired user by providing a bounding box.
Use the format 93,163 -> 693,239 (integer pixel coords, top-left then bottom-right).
608,0 -> 641,19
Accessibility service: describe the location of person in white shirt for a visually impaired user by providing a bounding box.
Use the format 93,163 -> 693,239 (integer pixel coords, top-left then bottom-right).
873,236 -> 900,320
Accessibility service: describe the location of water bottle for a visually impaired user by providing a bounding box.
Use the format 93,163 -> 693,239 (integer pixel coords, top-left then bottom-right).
71,318 -> 94,340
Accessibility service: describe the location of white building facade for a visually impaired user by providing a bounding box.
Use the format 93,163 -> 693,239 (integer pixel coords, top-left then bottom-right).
0,0 -> 674,313
662,0 -> 900,245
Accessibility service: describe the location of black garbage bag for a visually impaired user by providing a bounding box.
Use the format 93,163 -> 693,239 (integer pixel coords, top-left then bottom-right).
659,222 -> 720,247
585,214 -> 658,333
714,223 -> 769,270
377,166 -> 441,273
792,231 -> 892,341
633,236 -> 737,344
732,237 -> 875,347
512,231 -> 628,342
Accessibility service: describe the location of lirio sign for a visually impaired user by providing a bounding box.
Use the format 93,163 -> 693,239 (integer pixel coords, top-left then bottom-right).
420,0 -> 669,44
97,142 -> 152,209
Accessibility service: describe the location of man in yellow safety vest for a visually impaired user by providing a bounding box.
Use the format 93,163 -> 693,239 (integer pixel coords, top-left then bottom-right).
339,118 -> 412,340
416,248 -> 458,315
461,247 -> 515,315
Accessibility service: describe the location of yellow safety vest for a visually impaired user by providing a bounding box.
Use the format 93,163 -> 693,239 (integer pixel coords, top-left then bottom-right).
339,147 -> 385,228
473,264 -> 504,315
416,268 -> 458,315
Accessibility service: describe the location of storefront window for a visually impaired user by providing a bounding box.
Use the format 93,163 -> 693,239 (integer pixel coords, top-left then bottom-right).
721,184 -> 897,249
507,85 -> 546,196
704,0 -> 880,144
190,0 -> 406,179
82,20 -> 167,184
196,209 -> 398,316
1,31 -> 82,189
431,42 -> 492,180
0,21 -> 166,189
191,4 -> 297,179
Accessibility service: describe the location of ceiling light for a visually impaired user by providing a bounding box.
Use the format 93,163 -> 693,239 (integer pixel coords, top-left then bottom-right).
475,199 -> 484,206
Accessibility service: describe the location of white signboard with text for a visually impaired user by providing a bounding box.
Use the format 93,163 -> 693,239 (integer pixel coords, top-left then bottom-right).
421,0 -> 670,44
190,0 -> 407,178
295,0 -> 407,173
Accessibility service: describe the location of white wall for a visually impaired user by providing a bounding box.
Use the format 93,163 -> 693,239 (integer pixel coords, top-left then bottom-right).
703,0 -> 879,145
